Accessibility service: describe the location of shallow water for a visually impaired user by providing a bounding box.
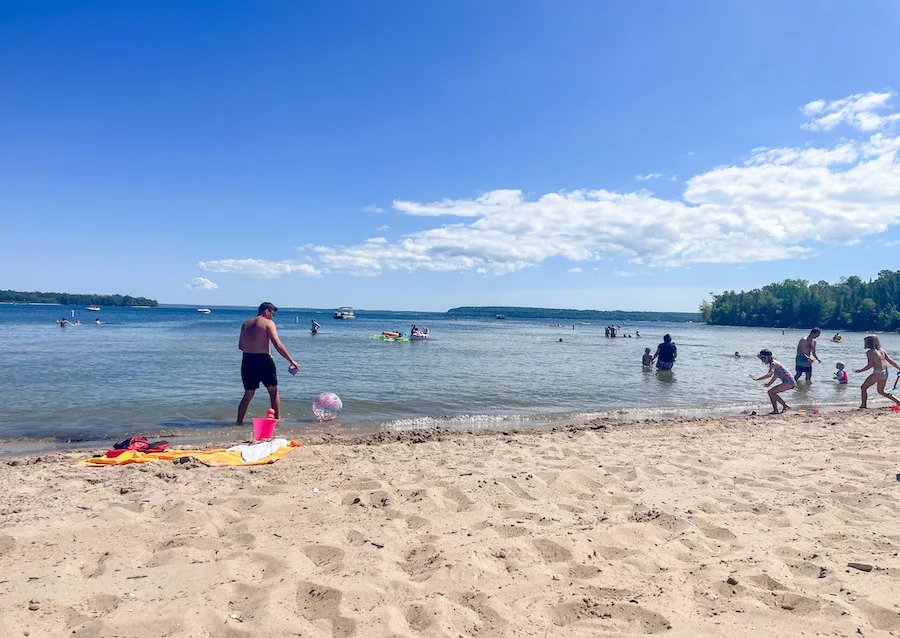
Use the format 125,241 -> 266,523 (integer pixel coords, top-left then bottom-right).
0,304 -> 895,443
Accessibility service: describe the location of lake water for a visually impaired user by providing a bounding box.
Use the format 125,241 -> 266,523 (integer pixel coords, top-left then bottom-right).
0,304 -> 896,445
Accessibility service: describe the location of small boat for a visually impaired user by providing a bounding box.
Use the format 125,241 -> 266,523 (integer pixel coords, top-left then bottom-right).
496,314 -> 506,320
410,333 -> 429,340
197,308 -> 211,314
370,334 -> 409,342
86,305 -> 101,312
333,306 -> 356,319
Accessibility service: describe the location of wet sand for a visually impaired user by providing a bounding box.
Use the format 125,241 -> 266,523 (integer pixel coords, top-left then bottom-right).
2,409 -> 900,637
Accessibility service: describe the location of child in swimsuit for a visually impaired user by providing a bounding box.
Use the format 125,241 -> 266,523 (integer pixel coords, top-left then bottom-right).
642,348 -> 652,369
853,335 -> 900,408
751,349 -> 795,414
834,362 -> 849,384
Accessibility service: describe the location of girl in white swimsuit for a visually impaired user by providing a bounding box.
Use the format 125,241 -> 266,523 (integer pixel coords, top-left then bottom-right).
751,349 -> 795,414
854,335 -> 900,409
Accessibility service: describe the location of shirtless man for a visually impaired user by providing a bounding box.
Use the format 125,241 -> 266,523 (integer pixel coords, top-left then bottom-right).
795,328 -> 822,382
237,302 -> 301,424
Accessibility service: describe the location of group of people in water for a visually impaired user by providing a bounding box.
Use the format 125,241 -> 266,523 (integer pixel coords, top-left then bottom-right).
750,328 -> 900,414
57,316 -> 100,326
605,325 -> 640,338
380,325 -> 428,339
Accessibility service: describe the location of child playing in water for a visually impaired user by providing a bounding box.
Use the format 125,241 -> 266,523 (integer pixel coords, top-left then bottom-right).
834,361 -> 849,384
853,335 -> 900,408
751,349 -> 795,414
642,348 -> 652,368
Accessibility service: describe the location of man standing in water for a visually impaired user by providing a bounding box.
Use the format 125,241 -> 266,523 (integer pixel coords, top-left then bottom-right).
795,328 -> 822,382
237,302 -> 301,424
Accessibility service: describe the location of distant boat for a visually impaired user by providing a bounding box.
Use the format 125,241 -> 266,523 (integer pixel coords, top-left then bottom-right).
197,308 -> 211,314
496,314 -> 506,320
333,306 -> 356,319
86,305 -> 101,312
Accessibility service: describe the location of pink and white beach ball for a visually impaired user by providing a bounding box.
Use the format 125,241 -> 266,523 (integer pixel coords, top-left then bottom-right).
312,392 -> 343,422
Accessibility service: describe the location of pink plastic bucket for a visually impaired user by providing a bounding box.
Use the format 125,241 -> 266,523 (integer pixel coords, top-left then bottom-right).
252,417 -> 278,440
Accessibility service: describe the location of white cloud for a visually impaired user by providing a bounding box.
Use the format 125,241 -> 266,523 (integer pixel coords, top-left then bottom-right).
568,267 -> 582,273
801,91 -> 900,132
199,259 -> 320,278
613,270 -> 639,277
363,205 -> 385,213
686,151 -> 695,157
635,173 -> 663,181
375,225 -> 389,231
393,190 -> 523,217
207,91 -> 900,278
188,277 -> 219,290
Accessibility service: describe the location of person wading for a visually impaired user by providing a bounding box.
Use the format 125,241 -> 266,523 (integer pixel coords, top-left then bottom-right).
237,302 -> 301,425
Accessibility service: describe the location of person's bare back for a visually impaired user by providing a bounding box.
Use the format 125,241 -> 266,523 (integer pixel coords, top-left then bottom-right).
239,316 -> 275,354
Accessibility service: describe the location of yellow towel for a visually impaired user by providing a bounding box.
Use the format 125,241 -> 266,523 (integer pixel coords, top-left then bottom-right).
77,441 -> 302,467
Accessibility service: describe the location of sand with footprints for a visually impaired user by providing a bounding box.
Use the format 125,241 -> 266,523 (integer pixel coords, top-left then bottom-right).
2,410 -> 900,637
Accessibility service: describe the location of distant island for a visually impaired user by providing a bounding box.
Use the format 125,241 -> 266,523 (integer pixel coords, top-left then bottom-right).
447,306 -> 703,322
0,289 -> 158,307
702,270 -> 900,331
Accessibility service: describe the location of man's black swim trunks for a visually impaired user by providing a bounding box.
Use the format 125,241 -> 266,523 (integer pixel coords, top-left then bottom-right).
241,353 -> 277,390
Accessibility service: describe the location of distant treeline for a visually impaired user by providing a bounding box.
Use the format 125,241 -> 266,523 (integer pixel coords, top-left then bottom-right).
0,289 -> 158,307
701,271 -> 900,331
447,306 -> 703,322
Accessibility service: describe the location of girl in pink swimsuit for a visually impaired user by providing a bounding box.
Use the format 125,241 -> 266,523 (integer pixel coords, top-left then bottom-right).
751,349 -> 795,414
854,335 -> 900,409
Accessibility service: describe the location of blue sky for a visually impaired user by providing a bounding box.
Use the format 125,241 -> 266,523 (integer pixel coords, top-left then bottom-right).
3,1 -> 900,311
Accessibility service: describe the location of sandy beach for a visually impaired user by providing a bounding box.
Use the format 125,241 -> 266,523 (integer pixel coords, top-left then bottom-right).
2,410 -> 900,637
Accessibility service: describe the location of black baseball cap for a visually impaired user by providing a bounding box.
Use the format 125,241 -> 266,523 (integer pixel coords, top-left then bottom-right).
258,302 -> 278,315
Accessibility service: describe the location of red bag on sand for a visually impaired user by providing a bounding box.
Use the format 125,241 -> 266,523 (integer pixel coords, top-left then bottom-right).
105,437 -> 170,458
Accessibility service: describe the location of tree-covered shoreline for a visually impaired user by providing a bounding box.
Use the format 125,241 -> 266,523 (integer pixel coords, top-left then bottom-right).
0,289 -> 158,307
701,271 -> 900,331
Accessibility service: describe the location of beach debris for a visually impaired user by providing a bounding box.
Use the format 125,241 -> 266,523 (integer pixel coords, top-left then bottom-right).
313,487 -> 320,494
229,612 -> 243,622
27,599 -> 40,611
847,562 -> 873,572
818,567 -> 828,578
551,573 -> 562,581
726,576 -> 739,585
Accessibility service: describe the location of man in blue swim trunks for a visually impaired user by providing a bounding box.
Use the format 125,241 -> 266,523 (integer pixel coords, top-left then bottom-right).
237,302 -> 301,424
795,328 -> 821,382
